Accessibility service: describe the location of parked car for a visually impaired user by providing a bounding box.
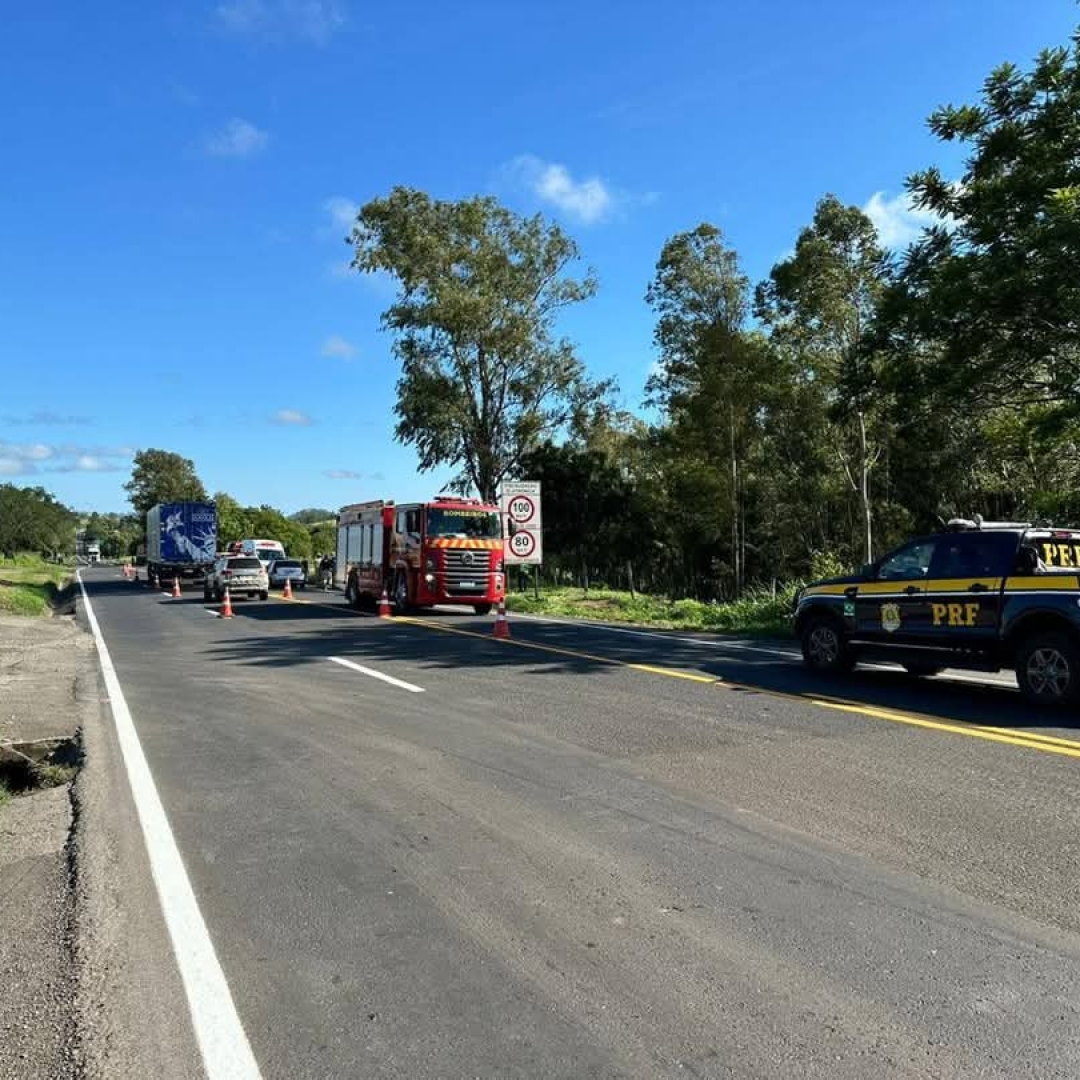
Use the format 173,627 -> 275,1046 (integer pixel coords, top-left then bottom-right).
204,556 -> 269,602
268,558 -> 307,589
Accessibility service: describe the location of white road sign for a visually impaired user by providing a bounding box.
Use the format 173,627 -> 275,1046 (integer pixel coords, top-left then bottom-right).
501,480 -> 542,565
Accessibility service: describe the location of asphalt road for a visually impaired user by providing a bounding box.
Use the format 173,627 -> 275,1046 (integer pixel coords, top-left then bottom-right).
80,567 -> 1080,1078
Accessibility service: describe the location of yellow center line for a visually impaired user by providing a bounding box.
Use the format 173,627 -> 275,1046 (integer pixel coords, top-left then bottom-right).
393,615 -> 1080,762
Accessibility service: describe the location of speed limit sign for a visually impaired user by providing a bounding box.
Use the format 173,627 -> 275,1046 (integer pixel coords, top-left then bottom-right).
509,530 -> 536,559
507,494 -> 536,525
500,480 -> 542,565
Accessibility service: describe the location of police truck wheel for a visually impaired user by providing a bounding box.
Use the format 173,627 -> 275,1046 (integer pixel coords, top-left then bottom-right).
1015,632 -> 1080,706
473,603 -> 492,616
903,663 -> 943,678
800,617 -> 854,674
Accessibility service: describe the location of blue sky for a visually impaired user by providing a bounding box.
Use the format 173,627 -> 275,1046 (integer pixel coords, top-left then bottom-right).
2,1 -> 1076,514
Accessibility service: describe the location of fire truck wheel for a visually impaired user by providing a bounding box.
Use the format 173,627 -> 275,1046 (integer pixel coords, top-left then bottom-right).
473,603 -> 492,616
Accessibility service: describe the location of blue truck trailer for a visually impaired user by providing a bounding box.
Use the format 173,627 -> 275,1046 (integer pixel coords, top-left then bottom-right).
145,501 -> 217,590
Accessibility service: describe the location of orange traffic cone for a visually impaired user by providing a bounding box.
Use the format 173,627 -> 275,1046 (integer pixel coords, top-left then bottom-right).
378,588 -> 391,618
493,600 -> 511,639
283,576 -> 293,600
172,575 -> 182,599
221,587 -> 234,619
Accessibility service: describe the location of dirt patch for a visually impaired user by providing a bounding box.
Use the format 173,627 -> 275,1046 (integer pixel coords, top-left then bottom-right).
0,614 -> 93,746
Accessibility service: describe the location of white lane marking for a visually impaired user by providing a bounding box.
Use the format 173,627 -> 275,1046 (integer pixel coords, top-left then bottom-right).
77,573 -> 262,1080
327,655 -> 425,693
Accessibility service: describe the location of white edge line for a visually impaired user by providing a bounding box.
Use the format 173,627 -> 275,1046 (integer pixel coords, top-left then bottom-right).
328,655 -> 425,693
77,572 -> 262,1079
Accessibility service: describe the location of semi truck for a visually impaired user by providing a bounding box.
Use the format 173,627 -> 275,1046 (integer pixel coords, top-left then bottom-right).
144,501 -> 218,590
337,497 -> 505,614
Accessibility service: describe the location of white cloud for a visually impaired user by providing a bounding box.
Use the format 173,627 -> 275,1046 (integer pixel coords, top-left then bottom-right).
215,0 -> 346,44
506,155 -> 615,225
321,335 -> 358,359
323,195 -> 358,232
323,468 -> 363,479
273,408 -> 314,425
0,456 -> 34,476
863,190 -> 943,250
205,117 -> 268,158
0,441 -> 131,476
48,455 -> 122,474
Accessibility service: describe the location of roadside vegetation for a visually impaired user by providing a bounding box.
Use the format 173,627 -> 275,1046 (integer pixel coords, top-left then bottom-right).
0,554 -> 72,616
505,585 -> 796,636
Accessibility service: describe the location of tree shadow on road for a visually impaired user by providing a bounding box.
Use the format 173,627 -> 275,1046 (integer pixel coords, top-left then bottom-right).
193,600 -> 1077,736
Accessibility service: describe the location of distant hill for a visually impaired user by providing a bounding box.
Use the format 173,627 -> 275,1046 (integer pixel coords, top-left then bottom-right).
288,508 -> 336,525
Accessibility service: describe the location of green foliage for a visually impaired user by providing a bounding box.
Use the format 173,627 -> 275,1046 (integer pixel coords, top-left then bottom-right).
247,506 -> 313,559
505,586 -> 794,636
308,521 -> 336,556
82,511 -> 140,559
124,449 -> 207,519
881,36 -> 1080,426
350,186 -> 611,500
0,555 -> 70,616
289,508 -> 336,525
0,486 -> 76,559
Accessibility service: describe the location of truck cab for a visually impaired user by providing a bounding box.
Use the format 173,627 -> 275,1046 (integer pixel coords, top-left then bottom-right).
794,519 -> 1080,706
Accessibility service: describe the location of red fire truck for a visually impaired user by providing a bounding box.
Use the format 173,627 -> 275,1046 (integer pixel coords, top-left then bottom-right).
336,497 -> 505,614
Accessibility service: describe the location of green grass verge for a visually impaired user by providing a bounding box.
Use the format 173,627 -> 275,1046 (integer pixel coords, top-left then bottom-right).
504,585 -> 796,636
0,555 -> 73,616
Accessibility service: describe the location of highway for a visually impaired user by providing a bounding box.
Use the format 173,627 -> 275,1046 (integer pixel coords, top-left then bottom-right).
78,566 -> 1080,1078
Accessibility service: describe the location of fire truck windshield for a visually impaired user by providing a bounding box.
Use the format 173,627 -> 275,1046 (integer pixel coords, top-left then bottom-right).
426,509 -> 501,539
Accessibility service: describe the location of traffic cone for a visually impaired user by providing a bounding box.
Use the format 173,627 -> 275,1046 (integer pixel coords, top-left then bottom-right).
378,588 -> 392,618
283,576 -> 293,600
493,600 -> 511,639
221,587 -> 234,619
172,575 -> 182,599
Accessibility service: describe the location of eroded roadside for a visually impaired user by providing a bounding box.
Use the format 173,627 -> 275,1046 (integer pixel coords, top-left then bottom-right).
0,610 -> 89,1079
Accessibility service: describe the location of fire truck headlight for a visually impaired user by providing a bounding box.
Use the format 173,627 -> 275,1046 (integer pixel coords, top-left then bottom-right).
425,556 -> 436,571
424,572 -> 435,585
495,573 -> 503,589
495,558 -> 504,572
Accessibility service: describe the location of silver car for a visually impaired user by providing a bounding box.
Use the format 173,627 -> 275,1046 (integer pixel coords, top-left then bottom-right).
204,556 -> 269,602
268,558 -> 307,589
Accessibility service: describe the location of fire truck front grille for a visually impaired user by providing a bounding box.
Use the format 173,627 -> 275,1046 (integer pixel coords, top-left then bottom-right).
442,550 -> 491,595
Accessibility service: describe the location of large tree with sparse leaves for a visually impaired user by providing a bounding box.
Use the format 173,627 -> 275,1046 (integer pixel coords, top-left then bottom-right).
348,187 -> 612,501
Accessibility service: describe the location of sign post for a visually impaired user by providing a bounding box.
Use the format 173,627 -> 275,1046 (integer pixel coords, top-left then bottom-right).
500,481 -> 542,582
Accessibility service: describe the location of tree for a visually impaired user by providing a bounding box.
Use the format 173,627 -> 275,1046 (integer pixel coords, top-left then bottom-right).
348,187 -> 610,501
248,506 -> 312,559
309,521 -> 336,556
213,492 -> 252,548
755,195 -> 891,563
0,485 -> 76,558
883,32 -> 1080,427
289,508 -> 336,525
124,449 -> 207,520
646,224 -> 769,596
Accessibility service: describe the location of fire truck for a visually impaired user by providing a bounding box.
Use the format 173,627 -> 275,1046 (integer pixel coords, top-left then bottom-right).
336,497 -> 505,614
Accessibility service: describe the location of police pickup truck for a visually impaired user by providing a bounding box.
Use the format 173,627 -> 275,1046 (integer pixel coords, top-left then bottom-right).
794,519 -> 1080,706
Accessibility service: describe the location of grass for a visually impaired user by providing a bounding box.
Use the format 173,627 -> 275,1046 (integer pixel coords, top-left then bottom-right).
0,554 -> 73,616
504,584 -> 797,636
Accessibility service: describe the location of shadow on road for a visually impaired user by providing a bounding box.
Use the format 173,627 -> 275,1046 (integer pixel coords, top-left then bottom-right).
188,593 -> 1077,736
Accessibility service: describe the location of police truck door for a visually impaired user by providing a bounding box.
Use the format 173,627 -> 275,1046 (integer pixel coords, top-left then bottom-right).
854,538 -> 937,646
921,531 -> 1015,648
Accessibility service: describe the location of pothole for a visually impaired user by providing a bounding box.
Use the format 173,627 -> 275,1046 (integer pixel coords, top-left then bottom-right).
0,734 -> 82,796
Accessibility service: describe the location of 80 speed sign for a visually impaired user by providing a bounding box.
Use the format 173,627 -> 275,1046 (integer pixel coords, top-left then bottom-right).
508,530 -> 536,558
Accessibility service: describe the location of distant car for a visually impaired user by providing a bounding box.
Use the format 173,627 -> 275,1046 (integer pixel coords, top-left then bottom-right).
268,558 -> 307,590
204,556 -> 269,602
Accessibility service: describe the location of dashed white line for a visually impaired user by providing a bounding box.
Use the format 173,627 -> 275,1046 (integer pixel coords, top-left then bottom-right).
328,655 -> 426,693
77,573 -> 262,1080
